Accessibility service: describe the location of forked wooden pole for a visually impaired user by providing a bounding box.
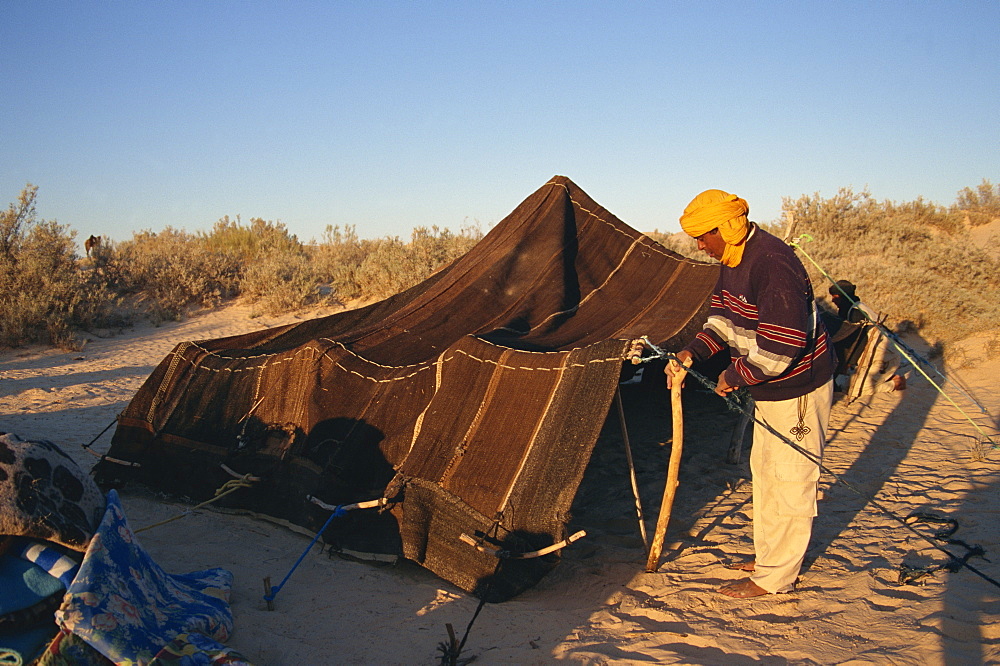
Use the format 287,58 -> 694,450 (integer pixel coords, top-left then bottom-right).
646,357 -> 690,572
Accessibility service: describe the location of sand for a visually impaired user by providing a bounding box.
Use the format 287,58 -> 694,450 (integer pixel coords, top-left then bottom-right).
2,304 -> 998,665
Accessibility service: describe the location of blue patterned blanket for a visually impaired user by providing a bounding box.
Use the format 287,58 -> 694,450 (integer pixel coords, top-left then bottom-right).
54,491 -> 241,665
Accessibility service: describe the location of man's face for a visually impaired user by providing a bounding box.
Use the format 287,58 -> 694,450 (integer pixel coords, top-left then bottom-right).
695,228 -> 726,261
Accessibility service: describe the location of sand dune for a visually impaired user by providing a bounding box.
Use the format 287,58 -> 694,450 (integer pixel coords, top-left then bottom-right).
2,304 -> 998,665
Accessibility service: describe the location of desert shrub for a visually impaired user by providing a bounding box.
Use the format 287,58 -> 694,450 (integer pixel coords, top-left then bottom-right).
355,224 -> 482,300
241,247 -> 332,316
953,179 -> 1000,227
107,227 -> 241,322
9,180 -> 993,351
0,185 -> 115,348
408,224 -> 482,272
202,215 -> 302,259
985,333 -> 1000,361
354,236 -> 423,300
888,197 -> 964,235
310,225 -> 370,302
200,216 -> 332,315
783,187 -> 1000,346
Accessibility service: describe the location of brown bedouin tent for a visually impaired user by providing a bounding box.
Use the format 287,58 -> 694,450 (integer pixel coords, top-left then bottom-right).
93,176 -> 719,601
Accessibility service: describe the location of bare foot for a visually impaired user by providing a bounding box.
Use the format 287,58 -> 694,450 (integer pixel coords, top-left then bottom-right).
891,374 -> 907,391
719,578 -> 770,598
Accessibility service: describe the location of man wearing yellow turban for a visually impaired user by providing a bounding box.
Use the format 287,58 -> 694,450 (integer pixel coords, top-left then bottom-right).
678,189 -> 752,268
666,189 -> 836,599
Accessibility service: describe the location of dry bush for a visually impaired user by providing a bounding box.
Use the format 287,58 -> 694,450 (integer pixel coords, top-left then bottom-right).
201,216 -> 332,315
353,236 -> 417,300
241,249 -> 332,316
107,228 -> 241,322
316,223 -> 483,302
985,333 -> 1000,360
0,185 -> 115,348
954,179 -> 1000,227
202,215 -> 302,259
310,225 -> 370,302
408,224 -> 482,272
7,180 -> 994,353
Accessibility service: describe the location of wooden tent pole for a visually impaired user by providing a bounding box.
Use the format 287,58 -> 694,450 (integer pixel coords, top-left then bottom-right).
645,358 -> 690,573
615,387 -> 648,550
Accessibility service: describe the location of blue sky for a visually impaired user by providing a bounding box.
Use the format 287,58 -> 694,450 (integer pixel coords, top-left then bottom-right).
2,1 -> 997,244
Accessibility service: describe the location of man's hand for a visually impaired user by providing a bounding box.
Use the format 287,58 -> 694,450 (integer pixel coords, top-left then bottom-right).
665,350 -> 693,389
715,370 -> 738,397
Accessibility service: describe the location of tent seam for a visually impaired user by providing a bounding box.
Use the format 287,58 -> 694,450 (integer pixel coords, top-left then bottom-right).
175,340 -> 626,384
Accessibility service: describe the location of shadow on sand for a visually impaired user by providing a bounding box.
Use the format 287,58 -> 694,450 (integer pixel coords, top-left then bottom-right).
804,330 -> 938,575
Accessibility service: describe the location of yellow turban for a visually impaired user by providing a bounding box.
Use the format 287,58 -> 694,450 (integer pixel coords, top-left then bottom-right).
679,189 -> 751,267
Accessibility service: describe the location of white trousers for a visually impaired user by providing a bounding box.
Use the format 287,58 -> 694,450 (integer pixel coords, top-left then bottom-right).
749,379 -> 833,593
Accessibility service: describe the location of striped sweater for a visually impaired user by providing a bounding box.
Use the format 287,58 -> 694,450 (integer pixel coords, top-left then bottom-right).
685,224 -> 835,402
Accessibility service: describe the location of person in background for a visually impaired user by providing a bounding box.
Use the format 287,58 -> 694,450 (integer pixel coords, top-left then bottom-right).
827,280 -> 907,395
665,189 -> 835,598
829,279 -> 863,320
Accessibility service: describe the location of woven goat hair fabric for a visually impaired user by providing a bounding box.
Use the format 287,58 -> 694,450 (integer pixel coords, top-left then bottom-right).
95,176 -> 719,600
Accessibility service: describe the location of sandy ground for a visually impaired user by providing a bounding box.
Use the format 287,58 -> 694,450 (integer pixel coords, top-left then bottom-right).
969,217 -> 1000,260
2,304 -> 999,665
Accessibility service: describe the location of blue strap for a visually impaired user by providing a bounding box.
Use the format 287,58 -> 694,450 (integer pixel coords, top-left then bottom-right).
264,505 -> 347,604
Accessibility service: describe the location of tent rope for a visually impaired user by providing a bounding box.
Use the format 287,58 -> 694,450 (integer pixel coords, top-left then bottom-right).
81,418 -> 117,451
634,339 -> 1000,591
897,512 -> 988,585
437,557 -> 502,666
133,473 -> 256,534
789,233 -> 997,452
444,525 -> 586,665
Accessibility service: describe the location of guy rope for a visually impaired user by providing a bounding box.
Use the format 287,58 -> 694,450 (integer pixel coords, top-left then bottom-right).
134,465 -> 260,534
